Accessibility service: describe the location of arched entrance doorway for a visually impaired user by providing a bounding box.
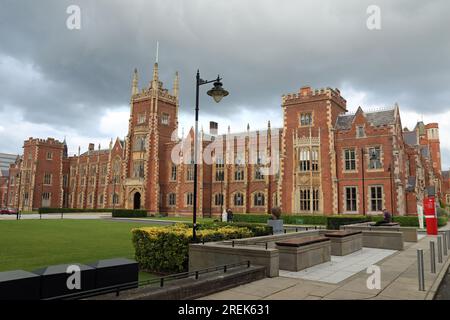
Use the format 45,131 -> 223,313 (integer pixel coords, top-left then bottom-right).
133,192 -> 141,210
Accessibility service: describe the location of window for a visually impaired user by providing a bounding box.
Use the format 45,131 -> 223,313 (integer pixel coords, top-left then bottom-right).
46,152 -> 53,160
254,192 -> 265,206
234,193 -> 244,206
214,193 -> 224,206
113,159 -> 121,183
186,192 -> 194,206
254,167 -> 264,180
356,126 -> 365,138
344,149 -> 356,171
300,112 -> 313,126
299,188 -> 320,212
215,156 -> 224,181
99,194 -> 104,205
368,147 -> 382,170
446,194 -> 450,205
63,175 -> 68,187
112,193 -> 119,205
370,186 -> 383,212
43,173 -> 52,185
170,164 -> 177,181
88,193 -> 93,205
299,149 -> 310,171
186,165 -> 194,181
234,167 -> 244,181
42,192 -> 51,207
133,160 -> 144,178
137,113 -> 146,124
168,193 -> 176,206
345,187 -> 357,212
161,113 -> 170,125
133,136 -> 146,152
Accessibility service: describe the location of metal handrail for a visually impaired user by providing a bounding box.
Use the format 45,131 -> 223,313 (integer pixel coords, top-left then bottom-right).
43,260 -> 251,300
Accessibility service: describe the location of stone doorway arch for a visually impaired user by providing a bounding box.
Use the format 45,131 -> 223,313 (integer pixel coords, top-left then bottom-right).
133,192 -> 141,210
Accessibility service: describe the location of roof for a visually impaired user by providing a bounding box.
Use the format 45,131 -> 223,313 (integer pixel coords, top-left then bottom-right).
80,149 -> 110,157
335,108 -> 396,130
403,131 -> 418,146
443,171 -> 449,180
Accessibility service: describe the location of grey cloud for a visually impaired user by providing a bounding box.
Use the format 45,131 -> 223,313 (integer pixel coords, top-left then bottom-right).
0,0 -> 449,164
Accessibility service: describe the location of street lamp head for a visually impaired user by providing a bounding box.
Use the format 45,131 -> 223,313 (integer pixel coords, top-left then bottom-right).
207,76 -> 229,103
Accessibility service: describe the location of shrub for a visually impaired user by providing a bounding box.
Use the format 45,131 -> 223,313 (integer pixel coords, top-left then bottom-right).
326,216 -> 371,230
112,209 -> 147,218
132,223 -> 254,273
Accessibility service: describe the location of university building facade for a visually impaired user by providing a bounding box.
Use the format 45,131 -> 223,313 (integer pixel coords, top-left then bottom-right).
1,63 -> 447,216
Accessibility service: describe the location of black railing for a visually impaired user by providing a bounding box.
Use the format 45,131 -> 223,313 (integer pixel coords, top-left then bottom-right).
43,260 -> 251,300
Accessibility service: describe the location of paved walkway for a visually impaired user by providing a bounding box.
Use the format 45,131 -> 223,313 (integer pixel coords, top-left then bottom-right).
200,228 -> 450,300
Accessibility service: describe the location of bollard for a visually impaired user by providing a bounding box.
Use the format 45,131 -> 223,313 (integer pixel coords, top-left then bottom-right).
442,233 -> 448,256
417,249 -> 425,291
447,230 -> 450,249
430,241 -> 436,274
265,242 -> 268,250
232,241 -> 235,248
438,236 -> 443,263
195,271 -> 199,280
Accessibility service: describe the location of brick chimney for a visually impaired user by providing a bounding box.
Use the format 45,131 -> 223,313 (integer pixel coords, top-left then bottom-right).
88,143 -> 95,152
209,121 -> 218,135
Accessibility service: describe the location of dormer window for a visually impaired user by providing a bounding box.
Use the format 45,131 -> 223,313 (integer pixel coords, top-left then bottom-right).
357,126 -> 365,138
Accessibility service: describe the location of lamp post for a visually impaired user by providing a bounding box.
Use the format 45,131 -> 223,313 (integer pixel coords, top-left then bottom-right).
193,71 -> 229,241
361,147 -> 379,215
388,164 -> 395,215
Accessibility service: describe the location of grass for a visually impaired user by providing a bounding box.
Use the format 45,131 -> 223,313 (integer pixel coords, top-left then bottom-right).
0,219 -> 164,281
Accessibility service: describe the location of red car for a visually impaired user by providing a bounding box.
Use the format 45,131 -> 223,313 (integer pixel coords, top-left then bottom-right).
0,208 -> 18,215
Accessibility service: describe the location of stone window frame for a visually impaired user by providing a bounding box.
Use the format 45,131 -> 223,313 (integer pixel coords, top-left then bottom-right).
356,125 -> 366,138
186,164 -> 194,181
367,145 -> 384,172
344,186 -> 358,214
112,193 -> 120,205
185,192 -> 194,207
253,191 -> 265,207
168,193 -> 176,206
234,166 -> 245,181
170,164 -> 177,181
214,155 -> 225,182
446,194 -> 450,205
98,194 -> 104,205
213,192 -> 224,207
161,112 -> 170,126
46,152 -> 53,160
299,111 -> 314,127
368,185 -> 384,214
298,188 -> 320,213
43,172 -> 52,186
137,113 -> 146,125
343,148 -> 357,173
233,191 -> 245,207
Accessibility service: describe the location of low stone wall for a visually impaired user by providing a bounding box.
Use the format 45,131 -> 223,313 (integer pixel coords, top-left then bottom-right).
227,230 -> 321,249
361,230 -> 404,250
326,233 -> 363,256
341,222 -> 418,242
189,243 -> 280,277
277,240 -> 331,271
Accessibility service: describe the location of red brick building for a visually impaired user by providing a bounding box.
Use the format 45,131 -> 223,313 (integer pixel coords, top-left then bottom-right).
3,64 -> 445,216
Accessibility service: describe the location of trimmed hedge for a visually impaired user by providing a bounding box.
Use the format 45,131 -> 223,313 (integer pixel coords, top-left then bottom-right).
195,222 -> 273,237
112,209 -> 147,218
232,213 -> 448,229
132,223 -> 257,273
38,207 -> 112,214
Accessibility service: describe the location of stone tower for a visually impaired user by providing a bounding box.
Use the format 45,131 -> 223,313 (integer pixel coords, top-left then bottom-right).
123,62 -> 179,212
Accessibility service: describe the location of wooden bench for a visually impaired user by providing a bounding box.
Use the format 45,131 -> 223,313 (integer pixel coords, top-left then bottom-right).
324,231 -> 363,256
275,236 -> 330,271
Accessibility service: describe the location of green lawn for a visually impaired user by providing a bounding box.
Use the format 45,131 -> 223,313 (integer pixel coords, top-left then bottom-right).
0,219 -> 162,280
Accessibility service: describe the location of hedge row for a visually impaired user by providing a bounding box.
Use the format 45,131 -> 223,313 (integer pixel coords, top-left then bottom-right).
38,207 -> 112,214
132,223 -> 265,273
232,213 -> 449,229
112,209 -> 147,218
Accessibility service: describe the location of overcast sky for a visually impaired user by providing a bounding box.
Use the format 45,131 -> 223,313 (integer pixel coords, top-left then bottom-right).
0,0 -> 449,168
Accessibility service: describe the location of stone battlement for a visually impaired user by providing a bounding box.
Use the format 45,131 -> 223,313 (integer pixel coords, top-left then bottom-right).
282,86 -> 346,108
